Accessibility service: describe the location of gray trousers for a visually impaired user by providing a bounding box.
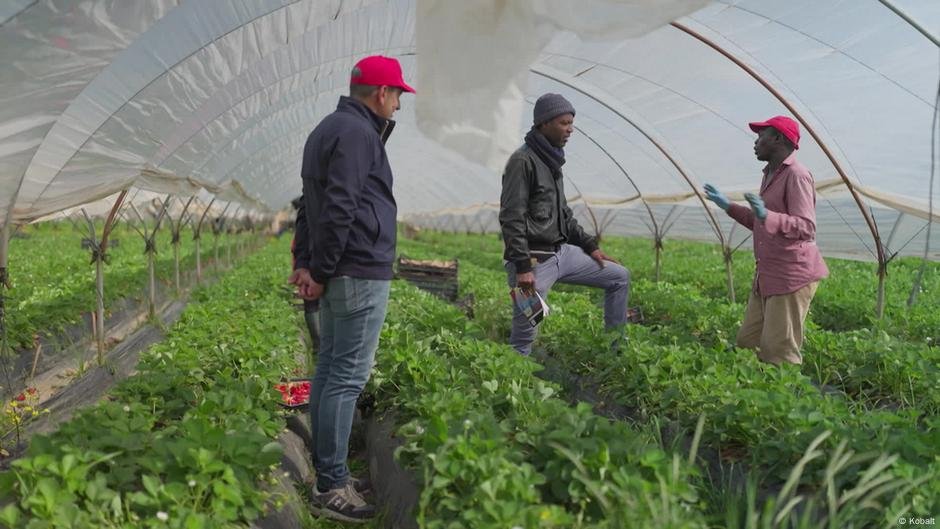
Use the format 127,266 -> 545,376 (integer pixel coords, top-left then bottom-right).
505,244 -> 631,355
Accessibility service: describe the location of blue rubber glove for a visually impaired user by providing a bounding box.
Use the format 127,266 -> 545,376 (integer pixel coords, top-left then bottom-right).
703,183 -> 730,211
744,192 -> 767,220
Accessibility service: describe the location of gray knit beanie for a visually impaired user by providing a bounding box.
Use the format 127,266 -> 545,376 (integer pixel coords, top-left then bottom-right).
533,93 -> 575,126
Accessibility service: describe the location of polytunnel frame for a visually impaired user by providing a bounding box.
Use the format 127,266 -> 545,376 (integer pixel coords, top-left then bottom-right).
124,195 -> 171,318
0,2 -> 704,286
0,1 -> 304,228
1,0 -> 934,339
668,20 -> 894,317
149,42 -> 417,202
3,1 -> 674,232
81,189 -> 129,361
530,65 -> 753,301
877,0 -> 940,48
877,0 -> 939,307
396,67 -> 740,291
151,48 -> 413,184
192,197 -> 217,285
571,124 -> 665,280
513,95 -> 664,271
0,0 -> 355,348
0,184 -> 257,393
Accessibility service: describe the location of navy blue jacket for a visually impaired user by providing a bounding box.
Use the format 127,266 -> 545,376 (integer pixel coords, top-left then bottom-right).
300,96 -> 397,284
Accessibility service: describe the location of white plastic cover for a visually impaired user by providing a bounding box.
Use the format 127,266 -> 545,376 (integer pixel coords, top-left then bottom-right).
0,0 -> 937,261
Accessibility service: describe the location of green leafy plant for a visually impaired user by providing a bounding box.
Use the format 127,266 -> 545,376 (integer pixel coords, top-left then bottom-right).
0,237 -> 298,528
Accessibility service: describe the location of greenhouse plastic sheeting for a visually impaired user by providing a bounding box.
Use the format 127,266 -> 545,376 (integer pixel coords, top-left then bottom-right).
0,0 -> 937,261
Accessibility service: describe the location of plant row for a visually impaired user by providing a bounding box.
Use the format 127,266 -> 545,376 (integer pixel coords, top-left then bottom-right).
395,233 -> 938,523
3,221 -> 252,351
367,281 -> 708,528
0,237 -> 302,528
398,232 -> 939,415
404,229 -> 940,343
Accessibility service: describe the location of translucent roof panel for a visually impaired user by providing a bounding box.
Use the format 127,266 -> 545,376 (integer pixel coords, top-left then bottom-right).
0,0 -> 936,262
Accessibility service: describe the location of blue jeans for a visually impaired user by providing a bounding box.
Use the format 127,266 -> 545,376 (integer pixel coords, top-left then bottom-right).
310,276 -> 390,491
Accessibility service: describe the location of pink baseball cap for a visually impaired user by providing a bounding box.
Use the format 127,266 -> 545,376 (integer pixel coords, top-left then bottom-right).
350,55 -> 415,93
749,116 -> 800,149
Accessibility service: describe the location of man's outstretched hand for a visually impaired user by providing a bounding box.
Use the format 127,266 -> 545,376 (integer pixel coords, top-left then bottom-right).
744,192 -> 768,220
704,183 -> 731,211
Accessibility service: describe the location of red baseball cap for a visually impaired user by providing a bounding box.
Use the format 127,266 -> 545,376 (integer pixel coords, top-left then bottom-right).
350,55 -> 415,93
749,115 -> 800,149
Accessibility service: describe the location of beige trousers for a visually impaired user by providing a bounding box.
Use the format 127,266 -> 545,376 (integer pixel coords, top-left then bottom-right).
736,281 -> 818,365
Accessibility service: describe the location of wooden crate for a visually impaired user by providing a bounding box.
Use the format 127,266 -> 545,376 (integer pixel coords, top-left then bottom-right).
396,256 -> 459,302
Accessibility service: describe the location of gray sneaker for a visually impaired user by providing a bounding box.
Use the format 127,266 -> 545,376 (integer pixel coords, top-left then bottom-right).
349,476 -> 373,498
311,481 -> 375,523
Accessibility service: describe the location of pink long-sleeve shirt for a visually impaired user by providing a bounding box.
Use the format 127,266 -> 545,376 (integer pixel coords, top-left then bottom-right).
727,153 -> 829,297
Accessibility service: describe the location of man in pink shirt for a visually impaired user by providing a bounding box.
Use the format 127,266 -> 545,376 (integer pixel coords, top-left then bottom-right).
704,116 -> 828,365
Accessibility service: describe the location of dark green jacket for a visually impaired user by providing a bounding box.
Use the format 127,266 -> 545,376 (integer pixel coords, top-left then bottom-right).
498,145 -> 597,273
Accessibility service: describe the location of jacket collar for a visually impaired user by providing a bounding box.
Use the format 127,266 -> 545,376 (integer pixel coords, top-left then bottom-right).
336,96 -> 395,144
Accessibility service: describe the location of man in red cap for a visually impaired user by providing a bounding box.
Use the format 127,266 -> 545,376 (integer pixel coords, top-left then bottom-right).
704,116 -> 828,366
289,54 -> 414,523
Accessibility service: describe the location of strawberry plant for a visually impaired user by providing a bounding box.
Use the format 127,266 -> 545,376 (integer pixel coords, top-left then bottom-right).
397,230 -> 939,524
0,237 -> 300,528
368,282 -> 709,528
1,221 -> 245,353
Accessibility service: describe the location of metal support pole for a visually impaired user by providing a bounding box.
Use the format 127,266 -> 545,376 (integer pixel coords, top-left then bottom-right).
877,0 -> 940,47
82,190 -> 127,363
0,222 -> 11,389
876,261 -> 887,319
654,237 -> 663,283
885,211 -> 905,252
135,197 -> 171,319
122,203 -> 150,318
194,198 -> 216,284
0,222 -> 9,335
172,239 -> 180,294
80,209 -> 107,361
194,238 -> 201,284
99,189 -> 128,253
723,246 -> 736,304
226,206 -> 242,268
94,254 -> 105,358
148,249 -> 156,319
171,196 -> 195,295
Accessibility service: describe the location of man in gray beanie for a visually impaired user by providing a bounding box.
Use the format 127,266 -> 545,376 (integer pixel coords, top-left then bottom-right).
499,93 -> 631,356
